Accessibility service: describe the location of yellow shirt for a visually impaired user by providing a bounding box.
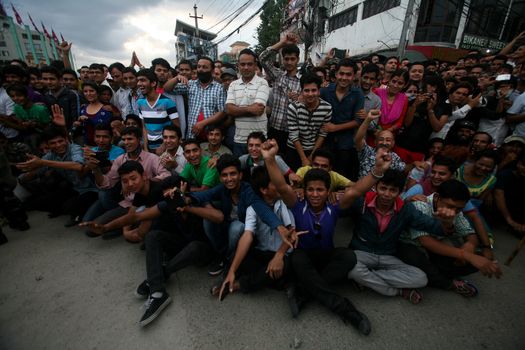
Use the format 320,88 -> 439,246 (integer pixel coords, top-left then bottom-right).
296,166 -> 353,191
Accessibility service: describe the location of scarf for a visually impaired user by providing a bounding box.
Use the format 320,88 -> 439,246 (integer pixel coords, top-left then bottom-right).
376,88 -> 407,125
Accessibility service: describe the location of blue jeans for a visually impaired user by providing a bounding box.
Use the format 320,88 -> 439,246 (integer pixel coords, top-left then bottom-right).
203,219 -> 245,259
82,186 -> 121,221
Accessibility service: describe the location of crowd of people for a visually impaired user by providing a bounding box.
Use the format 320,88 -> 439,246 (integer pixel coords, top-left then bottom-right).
1,30 -> 525,333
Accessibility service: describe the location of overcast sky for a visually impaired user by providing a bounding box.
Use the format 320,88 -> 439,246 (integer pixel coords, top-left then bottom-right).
10,0 -> 262,68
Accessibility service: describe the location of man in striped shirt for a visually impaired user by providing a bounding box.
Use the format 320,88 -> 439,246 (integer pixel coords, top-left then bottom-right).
225,49 -> 270,157
285,73 -> 332,171
136,69 -> 179,151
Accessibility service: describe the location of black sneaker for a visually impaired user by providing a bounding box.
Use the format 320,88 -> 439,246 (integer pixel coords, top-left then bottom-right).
207,259 -> 224,276
343,310 -> 371,336
139,293 -> 171,327
64,216 -> 81,228
135,280 -> 150,299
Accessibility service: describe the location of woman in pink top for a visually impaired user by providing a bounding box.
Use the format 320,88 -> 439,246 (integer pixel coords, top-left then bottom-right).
374,69 -> 409,133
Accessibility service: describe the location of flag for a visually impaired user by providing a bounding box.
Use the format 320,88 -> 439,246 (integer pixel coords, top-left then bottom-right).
51,29 -> 59,43
60,32 -> 65,42
41,21 -> 50,38
28,13 -> 40,33
0,2 -> 7,17
10,3 -> 23,25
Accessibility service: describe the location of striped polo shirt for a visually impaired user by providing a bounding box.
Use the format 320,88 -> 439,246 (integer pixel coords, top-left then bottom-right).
226,74 -> 269,144
137,94 -> 178,149
286,99 -> 332,150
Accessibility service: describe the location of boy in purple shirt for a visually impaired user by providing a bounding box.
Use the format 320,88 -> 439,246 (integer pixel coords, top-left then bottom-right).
262,139 -> 392,336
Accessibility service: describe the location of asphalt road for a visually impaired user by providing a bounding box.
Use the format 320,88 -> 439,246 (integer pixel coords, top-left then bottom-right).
1,211 -> 524,349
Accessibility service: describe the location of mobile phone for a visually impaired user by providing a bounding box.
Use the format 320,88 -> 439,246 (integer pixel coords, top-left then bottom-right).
95,151 -> 111,168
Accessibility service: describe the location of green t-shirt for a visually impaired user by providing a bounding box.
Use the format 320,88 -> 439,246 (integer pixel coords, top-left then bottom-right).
14,103 -> 51,124
179,156 -> 219,188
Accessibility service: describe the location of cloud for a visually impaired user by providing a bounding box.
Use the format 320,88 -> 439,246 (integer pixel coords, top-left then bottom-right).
14,0 -> 262,69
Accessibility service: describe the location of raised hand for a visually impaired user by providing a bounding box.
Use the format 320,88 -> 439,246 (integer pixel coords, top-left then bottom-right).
51,104 -> 66,127
16,154 -> 43,172
260,139 -> 279,159
374,147 -> 392,173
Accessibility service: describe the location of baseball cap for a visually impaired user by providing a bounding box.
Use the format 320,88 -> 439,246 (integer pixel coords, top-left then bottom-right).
503,135 -> 525,145
220,68 -> 237,79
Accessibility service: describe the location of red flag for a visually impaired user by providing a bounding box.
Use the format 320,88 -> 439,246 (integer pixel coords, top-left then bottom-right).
28,13 -> 40,33
41,21 -> 50,38
60,33 -> 65,42
10,3 -> 23,25
51,29 -> 59,43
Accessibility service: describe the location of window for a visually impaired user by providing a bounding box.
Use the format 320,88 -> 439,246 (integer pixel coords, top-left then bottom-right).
414,0 -> 464,43
362,0 -> 401,20
32,34 -> 40,41
465,0 -> 510,38
329,6 -> 358,31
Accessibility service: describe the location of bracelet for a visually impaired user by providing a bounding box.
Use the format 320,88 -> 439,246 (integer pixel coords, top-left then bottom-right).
371,168 -> 384,179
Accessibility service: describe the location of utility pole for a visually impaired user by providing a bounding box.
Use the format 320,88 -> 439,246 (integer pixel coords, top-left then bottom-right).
189,4 -> 203,38
396,0 -> 416,59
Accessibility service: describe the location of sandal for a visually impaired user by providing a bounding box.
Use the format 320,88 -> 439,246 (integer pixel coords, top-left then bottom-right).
401,288 -> 423,305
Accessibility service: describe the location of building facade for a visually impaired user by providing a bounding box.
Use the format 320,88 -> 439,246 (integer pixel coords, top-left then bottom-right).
0,13 -> 64,66
175,20 -> 218,63
283,0 -> 525,62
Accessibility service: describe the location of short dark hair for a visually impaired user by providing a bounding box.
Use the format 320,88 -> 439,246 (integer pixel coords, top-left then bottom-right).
247,131 -> 266,143
473,149 -> 499,164
163,124 -> 182,138
151,58 -> 171,70
206,124 -> 223,134
238,48 -> 258,61
378,169 -> 405,192
136,68 -> 158,84
121,126 -> 142,139
160,174 -> 183,191
125,114 -> 143,128
182,138 -> 200,150
61,68 -> 78,78
473,131 -> 493,145
217,153 -> 241,173
282,44 -> 300,57
109,62 -> 126,73
311,148 -> 334,166
493,55 -> 507,62
449,82 -> 473,95
40,65 -> 60,78
311,66 -> 326,78
42,126 -> 67,142
6,84 -> 28,97
436,179 -> 470,202
250,166 -> 271,197
408,62 -> 425,70
28,67 -> 41,78
2,64 -> 28,79
300,72 -> 322,89
88,63 -> 104,72
336,58 -> 358,74
178,59 -> 192,68
432,155 -> 457,174
390,69 -> 409,83
361,64 -> 380,78
94,123 -> 112,134
303,168 -> 331,190
118,160 -> 144,176
122,67 -> 137,76
198,56 -> 214,67
99,85 -> 113,97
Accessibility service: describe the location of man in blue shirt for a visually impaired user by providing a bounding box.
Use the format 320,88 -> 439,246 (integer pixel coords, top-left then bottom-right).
263,139 -> 392,336
320,58 -> 364,181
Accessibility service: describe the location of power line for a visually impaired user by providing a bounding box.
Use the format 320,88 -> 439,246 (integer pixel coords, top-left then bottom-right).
204,0 -> 249,31
213,0 -> 268,45
215,0 -> 256,36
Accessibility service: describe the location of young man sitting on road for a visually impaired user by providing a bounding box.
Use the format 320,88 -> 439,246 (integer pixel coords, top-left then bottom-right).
398,179 -> 502,297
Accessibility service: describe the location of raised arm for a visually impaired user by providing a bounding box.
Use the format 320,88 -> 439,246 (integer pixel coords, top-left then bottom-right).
261,139 -> 297,208
339,147 -> 392,209
354,109 -> 380,152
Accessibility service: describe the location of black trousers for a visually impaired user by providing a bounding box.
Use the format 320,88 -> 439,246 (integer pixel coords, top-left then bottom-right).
291,248 -> 358,316
268,127 -> 289,156
235,249 -> 291,293
146,229 -> 213,293
333,148 -> 359,182
397,242 -> 478,290
285,147 -> 312,173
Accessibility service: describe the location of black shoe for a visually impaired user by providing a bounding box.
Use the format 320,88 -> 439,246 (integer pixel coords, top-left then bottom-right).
343,310 -> 371,336
139,293 -> 171,327
135,280 -> 150,299
0,229 -> 7,245
64,216 -> 81,228
207,259 -> 224,276
101,230 -> 123,240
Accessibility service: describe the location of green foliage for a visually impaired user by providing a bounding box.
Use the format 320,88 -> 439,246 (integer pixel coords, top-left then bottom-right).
254,0 -> 287,54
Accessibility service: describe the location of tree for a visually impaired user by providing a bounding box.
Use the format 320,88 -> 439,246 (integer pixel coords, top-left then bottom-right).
254,0 -> 287,54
